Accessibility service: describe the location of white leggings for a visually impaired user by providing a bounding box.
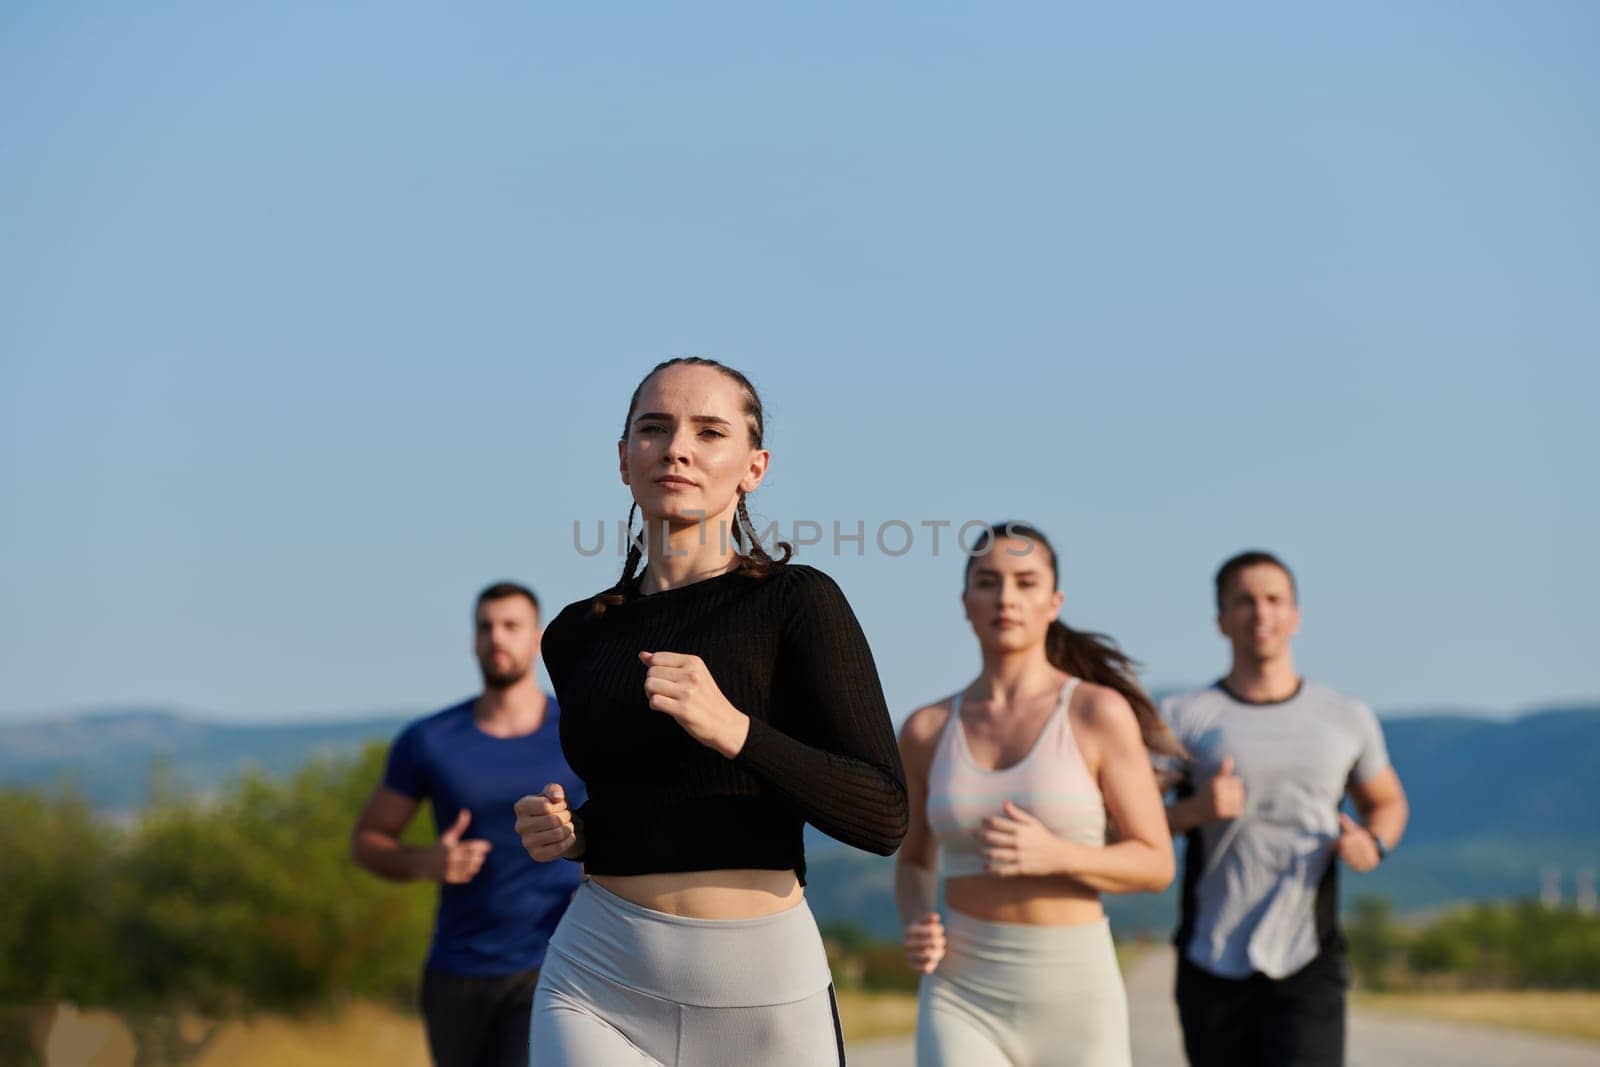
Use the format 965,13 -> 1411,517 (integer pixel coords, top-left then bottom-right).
916,912 -> 1130,1067
529,880 -> 843,1066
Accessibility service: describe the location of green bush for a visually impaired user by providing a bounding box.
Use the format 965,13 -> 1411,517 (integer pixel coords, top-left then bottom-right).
1346,896 -> 1401,990
0,788 -> 126,1005
1406,901 -> 1600,989
0,743 -> 435,1017
822,921 -> 920,993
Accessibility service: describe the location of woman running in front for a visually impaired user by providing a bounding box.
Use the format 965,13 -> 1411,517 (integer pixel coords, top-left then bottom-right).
514,358 -> 908,1066
897,521 -> 1179,1067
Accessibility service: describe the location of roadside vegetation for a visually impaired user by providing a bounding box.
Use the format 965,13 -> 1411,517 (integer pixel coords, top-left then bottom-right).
5,754 -> 1599,1062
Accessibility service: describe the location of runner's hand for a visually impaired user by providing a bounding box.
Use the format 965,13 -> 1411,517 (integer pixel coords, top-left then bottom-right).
515,784 -> 582,862
639,650 -> 750,758
422,809 -> 492,884
905,912 -> 946,974
978,800 -> 1076,877
1336,813 -> 1381,872
1199,756 -> 1245,821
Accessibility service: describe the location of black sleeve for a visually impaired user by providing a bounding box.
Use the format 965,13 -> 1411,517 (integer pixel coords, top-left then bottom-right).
733,567 -> 909,855
539,601 -> 583,699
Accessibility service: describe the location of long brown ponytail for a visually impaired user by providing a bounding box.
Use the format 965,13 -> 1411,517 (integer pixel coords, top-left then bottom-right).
967,521 -> 1185,760
590,358 -> 793,619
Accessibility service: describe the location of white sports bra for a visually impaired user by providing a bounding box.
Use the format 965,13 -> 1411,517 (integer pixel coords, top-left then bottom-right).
926,678 -> 1107,879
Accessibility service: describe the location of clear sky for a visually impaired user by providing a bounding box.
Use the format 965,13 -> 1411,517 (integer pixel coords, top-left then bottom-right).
2,2 -> 1595,724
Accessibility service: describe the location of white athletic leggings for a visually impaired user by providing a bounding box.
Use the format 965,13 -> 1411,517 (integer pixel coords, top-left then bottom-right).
916,912 -> 1130,1067
529,880 -> 844,1066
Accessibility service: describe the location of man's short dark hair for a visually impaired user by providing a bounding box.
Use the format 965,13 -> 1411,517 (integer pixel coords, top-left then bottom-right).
1215,551 -> 1297,612
476,581 -> 540,617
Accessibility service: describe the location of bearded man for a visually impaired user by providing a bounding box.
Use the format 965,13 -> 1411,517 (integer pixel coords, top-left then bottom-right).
353,582 -> 585,1067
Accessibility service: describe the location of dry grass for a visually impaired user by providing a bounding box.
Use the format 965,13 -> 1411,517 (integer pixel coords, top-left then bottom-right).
1116,941 -> 1148,975
38,997 -> 923,1064
34,1003 -> 432,1067
832,989 -> 920,1043
191,1003 -> 431,1067
1354,989 -> 1600,1045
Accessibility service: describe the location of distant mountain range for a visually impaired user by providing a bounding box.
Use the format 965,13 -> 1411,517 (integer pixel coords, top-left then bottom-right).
0,706 -> 410,812
3,702 -> 1598,938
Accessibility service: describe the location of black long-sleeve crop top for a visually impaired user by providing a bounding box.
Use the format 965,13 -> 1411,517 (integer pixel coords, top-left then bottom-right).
539,563 -> 908,884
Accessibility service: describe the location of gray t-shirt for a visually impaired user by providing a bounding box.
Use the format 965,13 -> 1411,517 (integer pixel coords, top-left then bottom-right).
1160,680 -> 1390,979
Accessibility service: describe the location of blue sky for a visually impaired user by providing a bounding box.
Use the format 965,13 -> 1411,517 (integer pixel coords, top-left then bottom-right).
2,2 -> 1595,723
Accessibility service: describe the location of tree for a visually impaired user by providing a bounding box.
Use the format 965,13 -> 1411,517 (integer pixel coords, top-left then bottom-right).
113,743 -> 434,1013
1346,896 -> 1400,990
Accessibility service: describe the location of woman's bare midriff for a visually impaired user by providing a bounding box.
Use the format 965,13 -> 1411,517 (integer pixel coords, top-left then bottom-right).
591,869 -> 804,918
945,873 -> 1105,925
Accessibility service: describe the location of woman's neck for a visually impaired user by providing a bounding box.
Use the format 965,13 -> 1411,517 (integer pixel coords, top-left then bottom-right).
639,505 -> 743,594
974,648 -> 1062,708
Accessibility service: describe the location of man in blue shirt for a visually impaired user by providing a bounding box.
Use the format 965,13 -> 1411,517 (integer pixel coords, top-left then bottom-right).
352,582 -> 585,1067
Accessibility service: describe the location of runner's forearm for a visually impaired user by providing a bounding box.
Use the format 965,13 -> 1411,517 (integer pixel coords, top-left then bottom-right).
895,858 -> 939,926
352,829 -> 431,882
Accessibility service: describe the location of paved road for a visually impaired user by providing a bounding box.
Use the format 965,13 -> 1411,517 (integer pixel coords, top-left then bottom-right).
848,946 -> 1600,1066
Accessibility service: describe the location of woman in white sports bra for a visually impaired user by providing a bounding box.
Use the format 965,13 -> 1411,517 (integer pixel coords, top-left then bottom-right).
896,521 -> 1182,1067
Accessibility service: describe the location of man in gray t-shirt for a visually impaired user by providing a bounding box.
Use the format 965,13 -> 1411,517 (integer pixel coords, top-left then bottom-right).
1161,551 -> 1409,1067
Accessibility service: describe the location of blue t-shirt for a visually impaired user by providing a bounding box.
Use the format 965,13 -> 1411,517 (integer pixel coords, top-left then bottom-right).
383,697 -> 586,976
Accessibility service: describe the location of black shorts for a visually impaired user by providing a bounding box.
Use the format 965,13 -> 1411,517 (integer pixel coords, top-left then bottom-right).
421,964 -> 542,1067
1175,947 -> 1348,1067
